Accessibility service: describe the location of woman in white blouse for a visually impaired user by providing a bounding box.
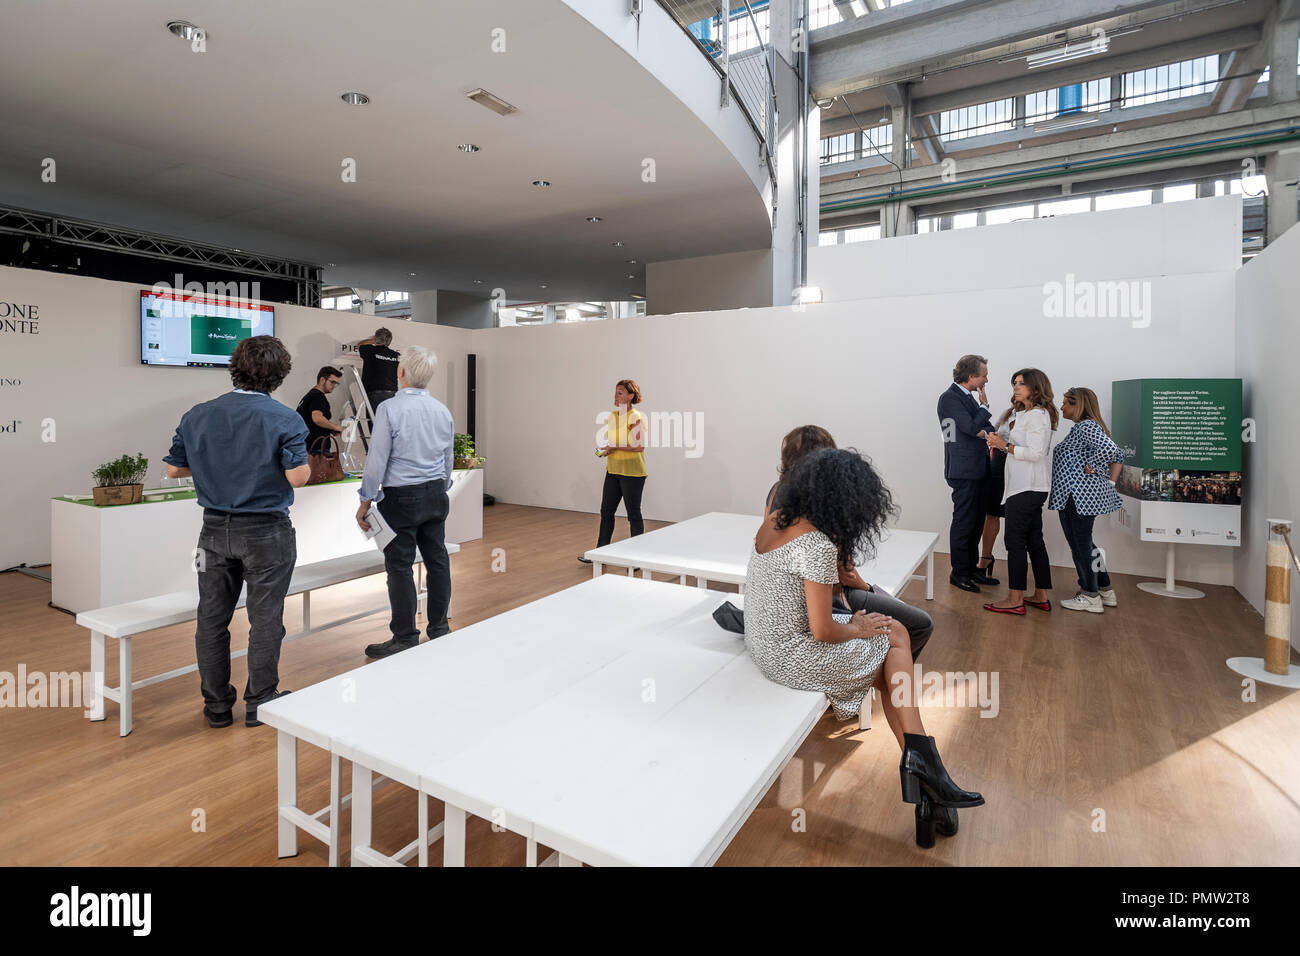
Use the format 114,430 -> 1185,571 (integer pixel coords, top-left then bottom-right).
982,369 -> 1058,615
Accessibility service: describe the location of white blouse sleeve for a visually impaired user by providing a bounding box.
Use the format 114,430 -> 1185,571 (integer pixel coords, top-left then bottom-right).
1012,408 -> 1051,463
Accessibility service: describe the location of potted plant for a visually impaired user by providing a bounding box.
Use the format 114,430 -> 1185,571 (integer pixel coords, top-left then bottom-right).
91,453 -> 149,506
453,433 -> 485,470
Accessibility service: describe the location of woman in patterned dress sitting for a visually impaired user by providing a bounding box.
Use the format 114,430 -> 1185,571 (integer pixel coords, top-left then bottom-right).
744,448 -> 985,847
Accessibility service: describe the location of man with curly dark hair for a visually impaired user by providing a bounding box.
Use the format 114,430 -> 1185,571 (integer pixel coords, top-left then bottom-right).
745,448 -> 984,847
164,335 -> 310,729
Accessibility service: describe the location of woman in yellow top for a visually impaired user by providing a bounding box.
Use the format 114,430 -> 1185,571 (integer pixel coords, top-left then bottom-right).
579,379 -> 647,563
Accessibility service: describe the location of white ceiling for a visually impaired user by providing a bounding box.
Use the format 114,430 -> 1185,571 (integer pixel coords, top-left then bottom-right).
0,0 -> 773,301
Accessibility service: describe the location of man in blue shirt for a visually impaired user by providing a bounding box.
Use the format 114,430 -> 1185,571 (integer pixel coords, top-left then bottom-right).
354,345 -> 455,658
164,336 -> 310,728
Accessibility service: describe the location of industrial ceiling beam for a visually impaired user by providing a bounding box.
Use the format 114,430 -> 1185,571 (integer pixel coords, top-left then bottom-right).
810,0 -> 1215,98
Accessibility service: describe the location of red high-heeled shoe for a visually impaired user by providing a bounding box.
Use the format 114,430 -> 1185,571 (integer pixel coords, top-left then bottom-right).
1024,598 -> 1052,611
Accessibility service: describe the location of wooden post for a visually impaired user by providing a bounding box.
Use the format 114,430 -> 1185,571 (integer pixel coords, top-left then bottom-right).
1265,520 -> 1293,675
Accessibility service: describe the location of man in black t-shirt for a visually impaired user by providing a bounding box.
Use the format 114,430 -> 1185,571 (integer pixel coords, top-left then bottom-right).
357,328 -> 400,412
296,366 -> 343,455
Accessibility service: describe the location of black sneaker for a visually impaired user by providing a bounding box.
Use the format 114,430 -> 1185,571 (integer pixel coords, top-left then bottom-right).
365,638 -> 418,660
246,689 -> 292,728
205,710 -> 233,729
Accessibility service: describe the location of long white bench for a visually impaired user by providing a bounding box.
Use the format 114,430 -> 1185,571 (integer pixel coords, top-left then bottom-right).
583,512 -> 939,601
258,575 -> 830,868
75,544 -> 459,738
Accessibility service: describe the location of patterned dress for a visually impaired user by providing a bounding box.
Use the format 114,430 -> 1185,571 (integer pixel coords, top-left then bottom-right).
743,529 -> 891,720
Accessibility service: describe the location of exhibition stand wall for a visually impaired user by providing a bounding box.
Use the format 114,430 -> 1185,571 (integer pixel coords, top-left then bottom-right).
1233,217 -> 1300,637
0,264 -> 474,571
50,470 -> 483,614
473,197 -> 1243,586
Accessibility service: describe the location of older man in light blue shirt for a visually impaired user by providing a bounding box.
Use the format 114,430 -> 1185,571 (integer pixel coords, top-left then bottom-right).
354,345 -> 456,658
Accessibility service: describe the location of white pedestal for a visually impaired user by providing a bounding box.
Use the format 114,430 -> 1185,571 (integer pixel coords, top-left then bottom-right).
1225,657 -> 1300,688
51,471 -> 483,613
1136,542 -> 1205,599
445,468 -> 483,545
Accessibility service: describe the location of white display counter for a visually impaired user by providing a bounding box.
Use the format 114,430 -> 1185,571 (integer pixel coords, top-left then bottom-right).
51,470 -> 483,614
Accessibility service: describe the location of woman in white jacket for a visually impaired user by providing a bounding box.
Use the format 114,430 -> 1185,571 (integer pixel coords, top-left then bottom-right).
982,369 -> 1058,615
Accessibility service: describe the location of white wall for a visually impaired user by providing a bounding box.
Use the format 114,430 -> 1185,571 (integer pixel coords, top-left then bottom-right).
811,195 -> 1243,302
647,248 -> 775,315
1235,221 -> 1300,647
477,198 -> 1244,584
0,266 -> 473,569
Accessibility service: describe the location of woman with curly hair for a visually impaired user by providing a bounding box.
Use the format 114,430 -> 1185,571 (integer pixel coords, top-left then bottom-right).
745,448 -> 984,846
753,426 -> 933,660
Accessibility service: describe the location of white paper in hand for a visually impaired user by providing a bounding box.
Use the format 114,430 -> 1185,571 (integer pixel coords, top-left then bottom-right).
361,508 -> 396,552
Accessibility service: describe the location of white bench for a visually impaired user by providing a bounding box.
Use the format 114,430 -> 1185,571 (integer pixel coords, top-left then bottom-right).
257,575 -> 829,867
583,512 -> 939,601
75,544 -> 459,738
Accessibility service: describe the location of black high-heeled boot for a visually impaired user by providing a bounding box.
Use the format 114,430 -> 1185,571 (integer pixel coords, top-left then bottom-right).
900,733 -> 985,808
914,795 -> 958,848
972,557 -> 999,586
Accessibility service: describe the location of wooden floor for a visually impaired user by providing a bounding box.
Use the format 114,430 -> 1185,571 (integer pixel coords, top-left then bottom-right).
1,502 -> 1297,866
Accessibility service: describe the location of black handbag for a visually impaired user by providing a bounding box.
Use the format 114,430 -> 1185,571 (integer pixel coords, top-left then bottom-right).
712,601 -> 745,635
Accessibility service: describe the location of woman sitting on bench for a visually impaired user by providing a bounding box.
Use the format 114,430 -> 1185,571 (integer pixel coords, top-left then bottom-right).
715,425 -> 933,661
744,447 -> 985,847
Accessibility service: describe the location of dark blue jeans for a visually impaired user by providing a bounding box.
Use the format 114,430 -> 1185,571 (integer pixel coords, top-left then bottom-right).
195,511 -> 296,719
377,479 -> 451,645
1058,495 -> 1112,596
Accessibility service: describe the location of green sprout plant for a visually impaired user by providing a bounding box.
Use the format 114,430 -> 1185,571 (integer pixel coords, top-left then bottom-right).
453,434 -> 485,469
93,453 -> 150,488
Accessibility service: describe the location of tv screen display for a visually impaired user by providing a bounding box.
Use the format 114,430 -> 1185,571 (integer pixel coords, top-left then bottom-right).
140,290 -> 275,367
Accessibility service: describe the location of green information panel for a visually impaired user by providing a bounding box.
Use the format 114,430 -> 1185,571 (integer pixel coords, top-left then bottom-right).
190,315 -> 253,356
1111,378 -> 1243,546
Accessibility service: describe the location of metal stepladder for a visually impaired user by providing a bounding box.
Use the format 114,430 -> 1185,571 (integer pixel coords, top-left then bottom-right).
340,364 -> 375,466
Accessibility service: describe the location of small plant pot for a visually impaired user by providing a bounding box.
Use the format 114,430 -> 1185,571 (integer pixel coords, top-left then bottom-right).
454,457 -> 483,470
92,484 -> 144,506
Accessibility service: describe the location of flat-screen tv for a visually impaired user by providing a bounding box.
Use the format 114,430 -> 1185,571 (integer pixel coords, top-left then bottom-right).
140,290 -> 275,368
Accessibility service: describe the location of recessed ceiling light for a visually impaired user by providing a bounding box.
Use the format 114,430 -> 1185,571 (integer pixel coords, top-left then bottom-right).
539,283 -> 548,289
532,179 -> 551,187
625,259 -> 638,265
473,278 -> 484,284
459,144 -> 479,153
625,273 -> 637,279
611,241 -> 625,247
586,216 -> 602,222
408,272 -> 416,276
341,92 -> 370,106
167,20 -> 202,40
466,88 -> 518,116
327,262 -> 336,267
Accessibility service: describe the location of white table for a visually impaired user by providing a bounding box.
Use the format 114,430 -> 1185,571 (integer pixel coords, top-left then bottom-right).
584,512 -> 938,600
258,575 -> 828,867
52,470 -> 482,613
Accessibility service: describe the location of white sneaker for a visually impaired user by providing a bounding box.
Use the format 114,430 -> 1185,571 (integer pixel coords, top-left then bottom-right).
1098,588 -> 1117,607
1061,593 -> 1104,613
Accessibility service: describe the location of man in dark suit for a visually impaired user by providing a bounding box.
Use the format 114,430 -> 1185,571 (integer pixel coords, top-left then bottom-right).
937,355 -> 997,592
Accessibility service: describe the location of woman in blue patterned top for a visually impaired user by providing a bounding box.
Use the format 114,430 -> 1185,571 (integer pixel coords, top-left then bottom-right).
1049,387 -> 1125,613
